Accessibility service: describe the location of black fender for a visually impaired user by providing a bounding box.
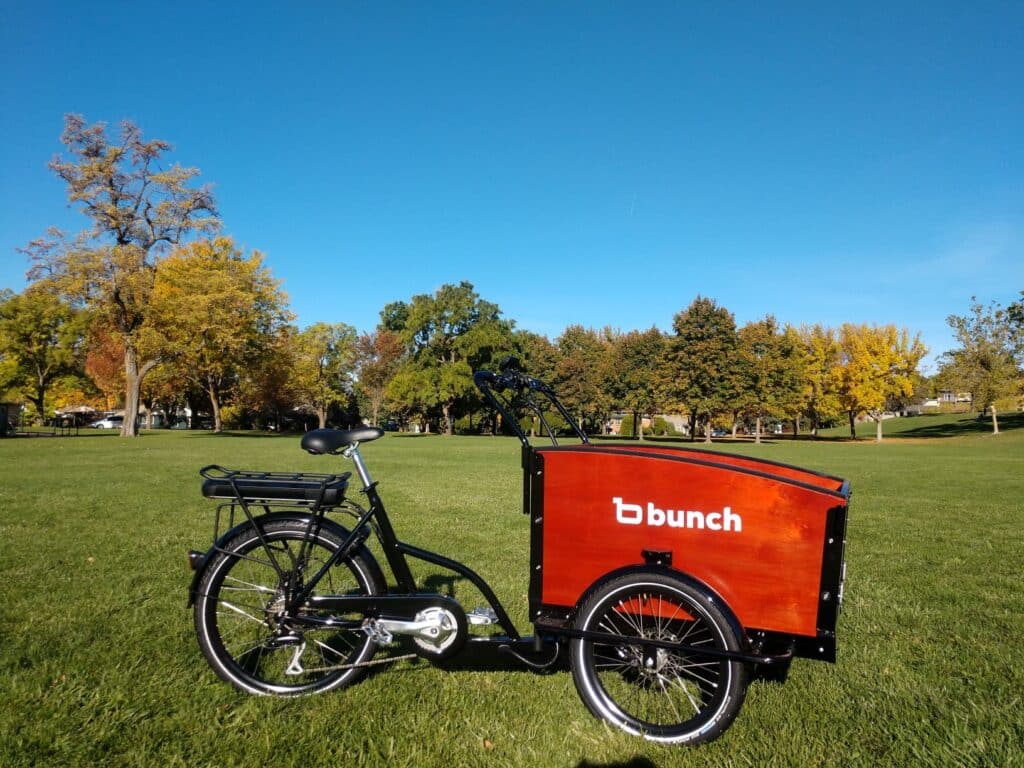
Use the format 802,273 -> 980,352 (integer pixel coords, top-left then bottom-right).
570,563 -> 747,651
187,512 -> 383,607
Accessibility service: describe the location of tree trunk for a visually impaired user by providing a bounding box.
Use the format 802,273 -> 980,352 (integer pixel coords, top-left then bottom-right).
30,384 -> 45,426
731,416 -> 738,439
792,417 -> 799,439
991,405 -> 1000,435
755,416 -> 762,445
442,403 -> 453,436
207,378 -> 222,433
848,410 -> 857,439
317,407 -> 327,429
121,346 -> 158,437
634,410 -> 643,441
704,421 -> 712,444
875,415 -> 883,443
810,414 -> 819,439
688,413 -> 697,441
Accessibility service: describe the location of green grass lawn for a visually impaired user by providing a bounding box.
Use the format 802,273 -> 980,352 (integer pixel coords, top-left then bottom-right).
1,424 -> 1022,767
817,409 -> 1024,440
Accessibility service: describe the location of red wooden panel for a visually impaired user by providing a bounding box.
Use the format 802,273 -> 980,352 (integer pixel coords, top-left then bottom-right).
537,448 -> 844,637
599,443 -> 845,493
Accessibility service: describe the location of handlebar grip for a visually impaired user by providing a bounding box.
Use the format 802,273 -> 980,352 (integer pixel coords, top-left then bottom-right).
473,370 -> 498,389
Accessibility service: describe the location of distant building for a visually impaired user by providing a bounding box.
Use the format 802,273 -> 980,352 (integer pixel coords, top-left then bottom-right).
938,390 -> 972,404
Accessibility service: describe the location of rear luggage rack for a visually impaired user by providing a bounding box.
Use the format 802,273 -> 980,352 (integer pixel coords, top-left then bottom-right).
199,465 -> 354,545
200,465 -> 351,507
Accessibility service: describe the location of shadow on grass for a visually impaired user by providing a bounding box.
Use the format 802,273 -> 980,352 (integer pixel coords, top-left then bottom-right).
887,411 -> 1024,438
203,430 -> 304,438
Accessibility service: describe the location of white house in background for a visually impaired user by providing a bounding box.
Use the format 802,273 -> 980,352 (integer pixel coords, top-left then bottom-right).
939,390 -> 972,404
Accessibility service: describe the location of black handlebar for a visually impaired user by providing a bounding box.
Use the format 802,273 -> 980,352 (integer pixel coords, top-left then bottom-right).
473,361 -> 588,447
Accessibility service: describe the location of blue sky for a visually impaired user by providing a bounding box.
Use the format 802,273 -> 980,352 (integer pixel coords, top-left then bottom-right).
2,2 -> 1021,370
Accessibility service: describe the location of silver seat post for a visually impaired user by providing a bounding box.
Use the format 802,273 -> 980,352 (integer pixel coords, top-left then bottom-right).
344,444 -> 374,489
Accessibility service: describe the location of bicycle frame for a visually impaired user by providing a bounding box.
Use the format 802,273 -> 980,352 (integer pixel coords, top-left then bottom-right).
286,451 -> 522,640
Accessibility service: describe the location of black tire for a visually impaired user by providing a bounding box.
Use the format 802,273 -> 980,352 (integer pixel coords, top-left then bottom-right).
569,570 -> 749,744
194,517 -> 385,696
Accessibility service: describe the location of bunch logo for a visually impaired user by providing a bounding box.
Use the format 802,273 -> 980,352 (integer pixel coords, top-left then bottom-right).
613,497 -> 742,532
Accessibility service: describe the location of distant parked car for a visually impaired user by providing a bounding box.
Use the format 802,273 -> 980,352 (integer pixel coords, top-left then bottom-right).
91,416 -> 123,429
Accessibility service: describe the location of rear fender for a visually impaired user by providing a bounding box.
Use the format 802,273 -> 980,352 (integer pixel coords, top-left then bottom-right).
573,564 -> 747,649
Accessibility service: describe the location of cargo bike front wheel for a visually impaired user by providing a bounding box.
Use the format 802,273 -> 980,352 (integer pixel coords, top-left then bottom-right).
194,517 -> 386,696
569,571 -> 749,744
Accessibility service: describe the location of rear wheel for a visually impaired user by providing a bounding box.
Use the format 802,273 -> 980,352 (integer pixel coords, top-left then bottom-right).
194,518 -> 385,695
570,571 -> 749,744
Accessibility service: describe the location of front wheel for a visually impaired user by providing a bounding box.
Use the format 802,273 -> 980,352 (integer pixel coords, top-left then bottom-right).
194,517 -> 385,696
569,571 -> 749,744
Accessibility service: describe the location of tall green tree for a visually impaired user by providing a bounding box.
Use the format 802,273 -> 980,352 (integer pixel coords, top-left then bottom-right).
661,297 -> 739,441
604,328 -> 666,440
293,322 -> 358,429
941,297 -> 1020,434
151,237 -> 291,432
0,285 -> 89,424
736,316 -> 804,444
553,325 -> 610,433
384,366 -> 436,432
389,282 -> 515,435
23,115 -> 218,436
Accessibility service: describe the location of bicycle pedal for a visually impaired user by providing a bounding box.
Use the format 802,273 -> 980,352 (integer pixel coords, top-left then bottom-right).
467,607 -> 499,626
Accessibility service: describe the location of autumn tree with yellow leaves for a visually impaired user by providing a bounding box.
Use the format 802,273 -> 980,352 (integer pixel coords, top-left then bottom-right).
292,322 -> 359,430
834,324 -> 927,441
797,324 -> 844,437
151,237 -> 291,432
23,115 -> 218,436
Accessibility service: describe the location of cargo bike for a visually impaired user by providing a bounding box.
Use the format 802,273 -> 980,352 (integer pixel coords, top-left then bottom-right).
186,360 -> 850,744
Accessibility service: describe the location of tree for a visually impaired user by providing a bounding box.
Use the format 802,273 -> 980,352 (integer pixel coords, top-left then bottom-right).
661,297 -> 739,442
516,330 -> 560,383
238,325 -> 300,431
84,323 -> 126,410
390,282 -> 516,435
1007,291 -> 1024,360
835,324 -> 927,441
23,115 -> 218,436
151,237 -> 290,432
553,325 -> 610,433
355,329 -> 405,427
0,285 -> 89,424
941,298 -> 1020,434
736,317 -> 803,444
384,365 -> 436,432
604,328 -> 666,440
797,325 -> 843,437
293,322 -> 358,429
